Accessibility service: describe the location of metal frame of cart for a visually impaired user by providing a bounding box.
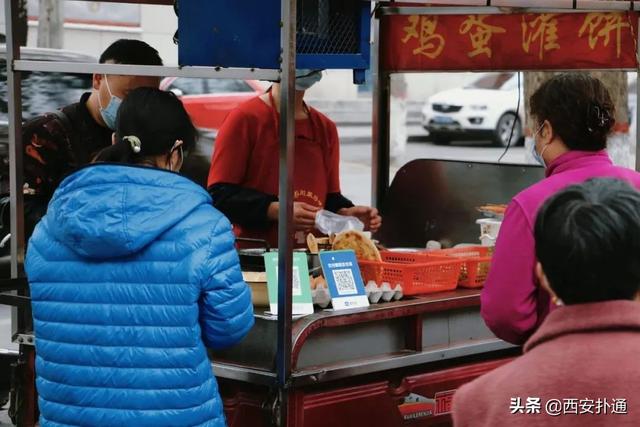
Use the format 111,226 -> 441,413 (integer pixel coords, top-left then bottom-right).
1,1 -> 640,426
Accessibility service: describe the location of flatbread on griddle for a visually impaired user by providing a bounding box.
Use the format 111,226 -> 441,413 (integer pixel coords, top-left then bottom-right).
331,230 -> 382,261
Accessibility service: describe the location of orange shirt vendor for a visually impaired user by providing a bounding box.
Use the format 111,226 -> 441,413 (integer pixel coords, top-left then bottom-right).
207,70 -> 381,247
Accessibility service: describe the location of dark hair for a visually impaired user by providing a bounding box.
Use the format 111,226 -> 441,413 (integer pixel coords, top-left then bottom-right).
99,39 -> 163,66
535,178 -> 640,305
95,88 -> 197,165
529,73 -> 615,151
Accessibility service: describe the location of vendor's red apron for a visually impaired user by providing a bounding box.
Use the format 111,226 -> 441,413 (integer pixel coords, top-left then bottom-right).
234,92 -> 330,248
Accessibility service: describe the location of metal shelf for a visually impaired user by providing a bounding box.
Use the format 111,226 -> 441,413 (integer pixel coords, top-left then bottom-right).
13,60 -> 280,80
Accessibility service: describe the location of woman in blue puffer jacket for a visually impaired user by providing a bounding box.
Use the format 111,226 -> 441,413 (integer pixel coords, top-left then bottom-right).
25,87 -> 254,427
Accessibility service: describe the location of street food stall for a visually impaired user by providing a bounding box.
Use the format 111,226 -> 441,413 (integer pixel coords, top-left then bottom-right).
1,1 -> 640,426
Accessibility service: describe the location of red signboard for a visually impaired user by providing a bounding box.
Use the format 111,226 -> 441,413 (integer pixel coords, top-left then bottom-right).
382,12 -> 639,71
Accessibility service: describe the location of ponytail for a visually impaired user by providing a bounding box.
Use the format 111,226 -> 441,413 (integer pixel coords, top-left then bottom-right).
94,135 -> 143,164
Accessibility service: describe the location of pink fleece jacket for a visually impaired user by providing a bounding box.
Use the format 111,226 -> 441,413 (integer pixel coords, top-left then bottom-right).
454,300 -> 640,427
481,150 -> 640,345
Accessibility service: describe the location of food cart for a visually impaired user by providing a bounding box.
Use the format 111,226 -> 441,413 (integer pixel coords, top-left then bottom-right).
1,1 -> 640,426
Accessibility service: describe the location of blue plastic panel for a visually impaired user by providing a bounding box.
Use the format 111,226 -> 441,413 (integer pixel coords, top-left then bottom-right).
178,0 -> 370,73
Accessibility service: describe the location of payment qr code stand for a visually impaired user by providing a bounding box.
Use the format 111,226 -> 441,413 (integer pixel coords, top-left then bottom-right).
1,1 -> 639,427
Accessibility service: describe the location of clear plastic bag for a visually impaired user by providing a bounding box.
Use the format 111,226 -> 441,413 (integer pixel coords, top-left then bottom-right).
315,209 -> 364,235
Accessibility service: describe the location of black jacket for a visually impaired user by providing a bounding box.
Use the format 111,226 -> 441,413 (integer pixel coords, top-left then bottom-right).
8,92 -> 112,240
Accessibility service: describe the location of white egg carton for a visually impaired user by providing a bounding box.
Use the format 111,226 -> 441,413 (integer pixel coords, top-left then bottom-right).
311,280 -> 403,308
366,281 -> 403,304
311,286 -> 332,309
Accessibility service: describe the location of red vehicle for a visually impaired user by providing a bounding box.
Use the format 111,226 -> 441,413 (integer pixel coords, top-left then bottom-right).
160,77 -> 264,131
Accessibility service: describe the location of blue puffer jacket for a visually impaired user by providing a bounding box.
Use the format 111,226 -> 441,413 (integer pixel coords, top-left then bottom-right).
25,164 -> 254,427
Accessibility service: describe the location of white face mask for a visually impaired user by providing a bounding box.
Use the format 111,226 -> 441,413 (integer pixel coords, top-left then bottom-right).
530,122 -> 550,168
97,75 -> 122,130
295,70 -> 323,91
168,141 -> 184,172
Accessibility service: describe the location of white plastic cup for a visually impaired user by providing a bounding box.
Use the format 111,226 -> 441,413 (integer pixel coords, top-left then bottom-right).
476,218 -> 502,247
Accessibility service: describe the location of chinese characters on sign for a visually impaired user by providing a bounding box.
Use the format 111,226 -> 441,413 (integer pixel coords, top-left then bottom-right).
459,15 -> 506,58
327,262 -> 353,269
434,390 -> 455,416
384,12 -> 639,71
509,397 -> 628,416
521,14 -> 560,60
579,13 -> 631,58
402,15 -> 445,59
294,189 -> 321,207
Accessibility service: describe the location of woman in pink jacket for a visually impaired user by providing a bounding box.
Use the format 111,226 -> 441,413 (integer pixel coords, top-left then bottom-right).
481,73 -> 640,344
455,178 -> 640,426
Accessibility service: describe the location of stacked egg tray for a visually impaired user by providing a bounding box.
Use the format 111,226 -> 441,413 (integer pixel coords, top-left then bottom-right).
309,277 -> 403,308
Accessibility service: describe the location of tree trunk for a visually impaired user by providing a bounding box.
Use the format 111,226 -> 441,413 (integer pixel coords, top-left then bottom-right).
37,0 -> 63,49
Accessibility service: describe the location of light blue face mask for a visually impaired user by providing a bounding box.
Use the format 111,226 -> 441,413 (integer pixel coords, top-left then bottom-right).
295,69 -> 323,91
98,75 -> 122,130
530,122 -> 549,168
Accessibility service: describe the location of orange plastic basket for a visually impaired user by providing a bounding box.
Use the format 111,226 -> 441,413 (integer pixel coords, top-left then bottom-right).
431,246 -> 492,288
358,251 -> 463,296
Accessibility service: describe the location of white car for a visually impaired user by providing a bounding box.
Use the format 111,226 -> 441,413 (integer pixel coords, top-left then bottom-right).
421,72 -> 525,147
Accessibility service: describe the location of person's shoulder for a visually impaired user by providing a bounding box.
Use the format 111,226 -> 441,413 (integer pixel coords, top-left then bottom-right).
23,102 -> 82,140
23,111 -> 64,135
184,203 -> 235,258
511,172 -> 568,219
219,96 -> 270,131
454,357 -> 525,408
60,100 -> 84,123
308,106 -> 339,143
614,166 -> 640,188
309,106 -> 336,128
183,194 -> 231,231
232,96 -> 270,118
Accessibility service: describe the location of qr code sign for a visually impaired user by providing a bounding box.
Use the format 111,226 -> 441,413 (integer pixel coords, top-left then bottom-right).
333,269 -> 357,296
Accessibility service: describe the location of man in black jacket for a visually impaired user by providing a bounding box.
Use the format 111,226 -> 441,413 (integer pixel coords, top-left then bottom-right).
16,39 -> 162,239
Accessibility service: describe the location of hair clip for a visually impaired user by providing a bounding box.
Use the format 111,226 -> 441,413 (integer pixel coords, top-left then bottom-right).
123,136 -> 142,153
587,103 -> 611,134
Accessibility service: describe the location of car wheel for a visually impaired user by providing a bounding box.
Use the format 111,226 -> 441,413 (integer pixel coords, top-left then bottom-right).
493,113 -> 522,147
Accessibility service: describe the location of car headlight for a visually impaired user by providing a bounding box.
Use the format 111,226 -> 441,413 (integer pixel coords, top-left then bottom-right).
470,105 -> 488,111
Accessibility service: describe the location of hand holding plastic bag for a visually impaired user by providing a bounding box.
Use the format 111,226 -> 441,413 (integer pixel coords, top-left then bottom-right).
315,209 -> 364,235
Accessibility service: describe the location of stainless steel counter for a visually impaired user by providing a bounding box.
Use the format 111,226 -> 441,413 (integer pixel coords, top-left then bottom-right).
210,289 -> 513,387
